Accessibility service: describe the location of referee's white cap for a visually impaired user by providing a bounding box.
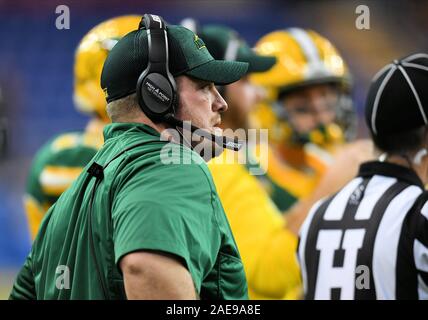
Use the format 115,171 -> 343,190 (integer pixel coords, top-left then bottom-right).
365,53 -> 428,137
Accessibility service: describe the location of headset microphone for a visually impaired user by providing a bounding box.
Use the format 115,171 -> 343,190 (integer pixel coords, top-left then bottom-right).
164,114 -> 243,151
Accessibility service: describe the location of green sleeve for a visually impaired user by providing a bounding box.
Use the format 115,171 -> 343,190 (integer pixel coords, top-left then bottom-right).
112,161 -> 221,293
9,252 -> 36,300
26,134 -> 98,205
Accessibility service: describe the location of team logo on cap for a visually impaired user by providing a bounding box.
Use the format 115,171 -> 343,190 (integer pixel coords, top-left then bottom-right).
194,34 -> 206,50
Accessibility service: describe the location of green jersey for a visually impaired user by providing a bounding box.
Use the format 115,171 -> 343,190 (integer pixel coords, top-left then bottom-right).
26,131 -> 100,205
24,130 -> 102,239
11,123 -> 248,300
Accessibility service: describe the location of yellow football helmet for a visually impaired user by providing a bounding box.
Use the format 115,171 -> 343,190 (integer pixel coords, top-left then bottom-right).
73,15 -> 141,121
250,28 -> 355,147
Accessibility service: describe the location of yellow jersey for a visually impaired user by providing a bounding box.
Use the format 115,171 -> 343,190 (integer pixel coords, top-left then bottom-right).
208,149 -> 302,299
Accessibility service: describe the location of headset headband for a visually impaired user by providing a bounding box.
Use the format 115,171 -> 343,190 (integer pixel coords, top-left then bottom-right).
136,14 -> 177,121
139,14 -> 170,75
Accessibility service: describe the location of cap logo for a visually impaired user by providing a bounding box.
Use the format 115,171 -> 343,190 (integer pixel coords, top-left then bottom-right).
194,34 -> 206,50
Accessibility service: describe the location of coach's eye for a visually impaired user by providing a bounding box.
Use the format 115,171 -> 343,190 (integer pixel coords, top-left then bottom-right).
199,81 -> 212,91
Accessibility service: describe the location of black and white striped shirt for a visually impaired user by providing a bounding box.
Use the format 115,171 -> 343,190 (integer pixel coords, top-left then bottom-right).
298,161 -> 428,299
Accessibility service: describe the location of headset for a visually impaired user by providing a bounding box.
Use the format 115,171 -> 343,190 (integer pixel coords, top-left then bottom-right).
136,14 -> 177,122
137,14 -> 242,151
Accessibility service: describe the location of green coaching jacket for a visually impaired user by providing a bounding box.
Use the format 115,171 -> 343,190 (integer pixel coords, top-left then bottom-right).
10,123 -> 248,300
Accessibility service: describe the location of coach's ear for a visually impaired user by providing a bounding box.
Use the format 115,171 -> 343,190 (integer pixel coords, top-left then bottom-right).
120,250 -> 197,299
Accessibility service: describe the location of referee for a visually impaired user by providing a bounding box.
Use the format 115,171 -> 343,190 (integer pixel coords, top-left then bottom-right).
298,53 -> 428,300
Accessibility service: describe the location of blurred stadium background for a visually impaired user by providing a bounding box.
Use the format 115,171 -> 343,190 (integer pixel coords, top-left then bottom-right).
0,0 -> 427,299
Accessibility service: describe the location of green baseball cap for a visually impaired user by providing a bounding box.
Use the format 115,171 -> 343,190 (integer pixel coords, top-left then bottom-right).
101,25 -> 249,103
198,25 -> 276,73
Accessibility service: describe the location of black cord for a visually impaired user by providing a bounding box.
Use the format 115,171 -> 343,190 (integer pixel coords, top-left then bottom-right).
87,178 -> 110,299
85,139 -> 158,299
175,125 -> 192,149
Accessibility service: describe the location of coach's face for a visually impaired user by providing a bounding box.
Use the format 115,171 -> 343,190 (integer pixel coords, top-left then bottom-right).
175,75 -> 228,158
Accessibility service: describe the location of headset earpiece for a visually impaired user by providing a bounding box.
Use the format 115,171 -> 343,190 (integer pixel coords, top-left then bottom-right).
136,14 -> 177,122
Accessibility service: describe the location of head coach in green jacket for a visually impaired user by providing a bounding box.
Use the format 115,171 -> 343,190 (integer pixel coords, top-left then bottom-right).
10,14 -> 249,300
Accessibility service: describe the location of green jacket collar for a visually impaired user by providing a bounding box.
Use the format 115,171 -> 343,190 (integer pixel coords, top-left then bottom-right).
103,122 -> 160,141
